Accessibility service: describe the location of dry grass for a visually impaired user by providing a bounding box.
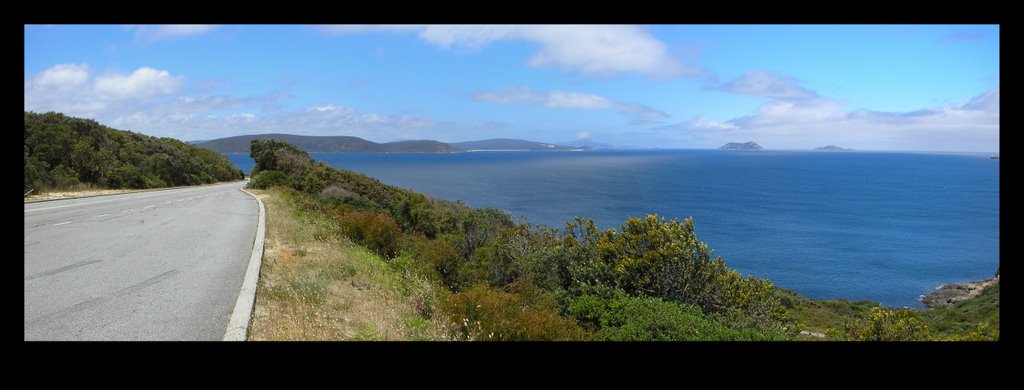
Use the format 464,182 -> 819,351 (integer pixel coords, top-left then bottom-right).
247,188 -> 445,341
25,187 -> 137,202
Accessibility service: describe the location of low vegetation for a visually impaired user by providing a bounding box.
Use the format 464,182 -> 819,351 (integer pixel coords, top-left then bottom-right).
24,111 -> 244,193
248,139 -> 998,341
247,188 -> 443,341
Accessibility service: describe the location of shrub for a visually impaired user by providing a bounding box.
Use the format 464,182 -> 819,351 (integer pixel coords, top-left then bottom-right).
828,306 -> 932,341
440,280 -> 589,341
596,215 -> 789,330
568,291 -> 785,341
249,170 -> 294,189
51,164 -> 81,189
250,138 -> 310,176
400,234 -> 449,283
338,211 -> 403,259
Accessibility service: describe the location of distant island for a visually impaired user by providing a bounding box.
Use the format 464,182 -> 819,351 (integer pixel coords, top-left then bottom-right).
814,145 -> 854,151
451,138 -> 581,151
196,134 -> 588,154
718,141 -> 763,150
196,134 -> 459,154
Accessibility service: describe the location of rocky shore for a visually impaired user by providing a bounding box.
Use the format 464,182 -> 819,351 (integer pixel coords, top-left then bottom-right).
921,275 -> 999,308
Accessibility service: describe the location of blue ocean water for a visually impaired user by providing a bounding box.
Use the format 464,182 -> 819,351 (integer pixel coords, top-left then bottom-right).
227,150 -> 1000,307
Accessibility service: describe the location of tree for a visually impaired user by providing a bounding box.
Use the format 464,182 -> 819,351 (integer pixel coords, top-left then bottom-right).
596,215 -> 789,330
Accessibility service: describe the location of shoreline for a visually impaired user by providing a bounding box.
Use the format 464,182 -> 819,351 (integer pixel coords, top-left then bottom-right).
920,275 -> 999,308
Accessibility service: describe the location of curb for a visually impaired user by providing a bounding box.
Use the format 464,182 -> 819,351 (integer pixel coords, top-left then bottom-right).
224,187 -> 266,341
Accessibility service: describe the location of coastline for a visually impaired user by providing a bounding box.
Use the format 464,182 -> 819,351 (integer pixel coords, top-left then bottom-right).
920,275 -> 999,308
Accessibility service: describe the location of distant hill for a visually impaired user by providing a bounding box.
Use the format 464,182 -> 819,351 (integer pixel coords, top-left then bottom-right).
718,141 -> 763,150
197,134 -> 461,154
815,145 -> 856,151
451,138 -> 579,151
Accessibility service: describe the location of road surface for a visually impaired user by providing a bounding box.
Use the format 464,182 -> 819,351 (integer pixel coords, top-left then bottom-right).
24,181 -> 258,341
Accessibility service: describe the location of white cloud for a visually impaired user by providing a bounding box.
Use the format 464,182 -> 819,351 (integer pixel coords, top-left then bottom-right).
26,62 -> 439,141
131,25 -> 220,43
474,87 -> 668,122
686,115 -> 739,130
94,67 -> 185,99
717,70 -> 818,99
666,88 -> 999,152
89,102 -> 442,142
320,24 -> 698,78
31,63 -> 89,88
576,131 -> 591,139
310,104 -> 343,112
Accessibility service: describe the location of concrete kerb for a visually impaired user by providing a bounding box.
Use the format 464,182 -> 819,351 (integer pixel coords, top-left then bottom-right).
224,187 -> 266,341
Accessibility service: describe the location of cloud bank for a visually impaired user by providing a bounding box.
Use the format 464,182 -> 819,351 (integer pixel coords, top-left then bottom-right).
670,70 -> 999,151
24,63 -> 441,142
319,24 -> 702,78
474,87 -> 669,123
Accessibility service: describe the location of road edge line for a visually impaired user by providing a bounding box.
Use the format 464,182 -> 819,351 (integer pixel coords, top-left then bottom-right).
224,187 -> 266,341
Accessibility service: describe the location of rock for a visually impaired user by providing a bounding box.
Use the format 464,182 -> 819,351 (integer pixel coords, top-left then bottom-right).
921,276 -> 999,308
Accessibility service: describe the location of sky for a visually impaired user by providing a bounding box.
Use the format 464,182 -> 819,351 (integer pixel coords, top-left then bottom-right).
24,24 -> 999,152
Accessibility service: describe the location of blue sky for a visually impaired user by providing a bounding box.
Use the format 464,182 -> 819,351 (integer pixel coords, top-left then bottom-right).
24,24 -> 999,151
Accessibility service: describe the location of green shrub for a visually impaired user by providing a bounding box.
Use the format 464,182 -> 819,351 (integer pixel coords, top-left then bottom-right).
249,170 -> 294,189
441,280 -> 589,341
828,306 -> 932,341
338,211 -> 403,259
568,291 -> 786,341
51,164 -> 80,189
400,234 -> 449,283
596,215 -> 789,330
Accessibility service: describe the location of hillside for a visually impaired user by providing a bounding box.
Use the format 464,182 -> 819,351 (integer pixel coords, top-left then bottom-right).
197,134 -> 461,154
450,138 -> 580,151
24,111 -> 244,192
719,141 -> 763,150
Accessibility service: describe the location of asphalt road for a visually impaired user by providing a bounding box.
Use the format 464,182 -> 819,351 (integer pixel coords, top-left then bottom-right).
24,181 -> 258,341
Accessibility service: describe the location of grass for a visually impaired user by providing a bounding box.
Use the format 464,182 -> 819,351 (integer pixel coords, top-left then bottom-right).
779,282 -> 999,340
774,288 -> 878,339
918,283 -> 999,336
247,187 -> 445,341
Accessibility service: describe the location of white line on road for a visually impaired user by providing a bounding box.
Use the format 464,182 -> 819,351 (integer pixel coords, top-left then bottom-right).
52,221 -> 72,226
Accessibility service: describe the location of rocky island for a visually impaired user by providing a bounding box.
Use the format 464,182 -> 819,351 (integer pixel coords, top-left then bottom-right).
814,145 -> 854,151
718,141 -> 763,150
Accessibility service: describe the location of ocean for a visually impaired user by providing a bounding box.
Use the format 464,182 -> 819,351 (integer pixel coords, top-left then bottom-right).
227,150 -> 1000,307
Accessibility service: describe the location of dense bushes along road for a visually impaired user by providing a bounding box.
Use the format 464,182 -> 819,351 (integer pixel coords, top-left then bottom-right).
24,111 -> 244,192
